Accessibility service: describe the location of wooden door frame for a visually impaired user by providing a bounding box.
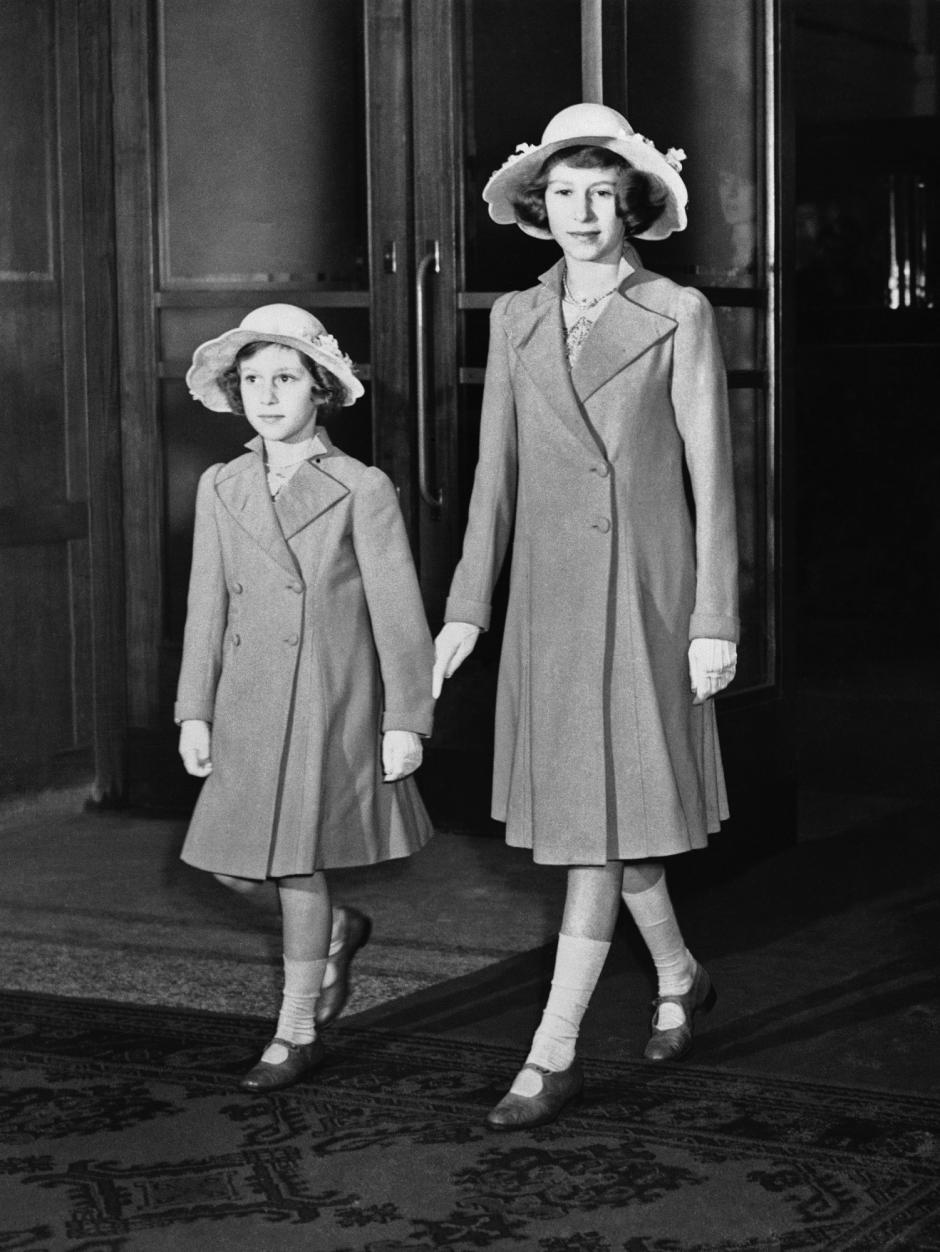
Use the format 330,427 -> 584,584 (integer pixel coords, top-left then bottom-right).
111,0 -> 162,735
69,0 -> 127,803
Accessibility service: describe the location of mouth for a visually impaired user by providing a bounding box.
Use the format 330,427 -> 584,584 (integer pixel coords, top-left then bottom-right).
568,231 -> 600,240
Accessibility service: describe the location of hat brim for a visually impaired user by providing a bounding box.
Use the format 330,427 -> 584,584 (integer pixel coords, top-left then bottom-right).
483,134 -> 688,242
186,329 -> 365,413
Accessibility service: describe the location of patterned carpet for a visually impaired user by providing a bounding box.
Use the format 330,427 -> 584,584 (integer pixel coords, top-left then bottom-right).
1,990 -> 938,1251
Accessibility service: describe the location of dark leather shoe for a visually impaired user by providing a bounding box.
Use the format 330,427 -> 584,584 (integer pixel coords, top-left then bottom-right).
315,907 -> 372,1027
239,1037 -> 325,1092
485,1060 -> 583,1131
644,962 -> 717,1062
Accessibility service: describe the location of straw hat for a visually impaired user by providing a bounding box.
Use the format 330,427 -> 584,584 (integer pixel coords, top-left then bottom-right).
186,304 -> 364,412
482,102 -> 688,241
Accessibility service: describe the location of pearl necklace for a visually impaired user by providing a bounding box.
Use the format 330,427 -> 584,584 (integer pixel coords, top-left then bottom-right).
562,271 -> 619,365
562,274 -> 619,309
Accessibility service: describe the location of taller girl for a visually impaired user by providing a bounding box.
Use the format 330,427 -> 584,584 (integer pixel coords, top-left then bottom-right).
434,104 -> 739,1129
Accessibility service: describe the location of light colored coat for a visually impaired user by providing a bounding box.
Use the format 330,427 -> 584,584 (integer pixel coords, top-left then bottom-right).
445,259 -> 739,865
176,431 -> 434,879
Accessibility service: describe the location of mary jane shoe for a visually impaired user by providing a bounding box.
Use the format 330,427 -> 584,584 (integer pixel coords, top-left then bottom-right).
239,1037 -> 325,1092
644,962 -> 717,1062
315,907 -> 372,1027
485,1060 -> 583,1131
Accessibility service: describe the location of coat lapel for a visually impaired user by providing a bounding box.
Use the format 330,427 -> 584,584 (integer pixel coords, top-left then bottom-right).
274,459 -> 350,541
215,450 -> 298,575
569,269 -> 677,404
506,265 -> 601,456
214,433 -> 349,574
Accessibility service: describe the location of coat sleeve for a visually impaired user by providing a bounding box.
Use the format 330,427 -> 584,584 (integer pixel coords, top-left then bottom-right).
352,468 -> 435,736
444,293 -> 518,630
174,465 -> 229,723
671,287 -> 740,643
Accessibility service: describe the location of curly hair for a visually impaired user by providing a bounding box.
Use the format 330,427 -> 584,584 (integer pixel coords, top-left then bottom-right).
511,145 -> 667,239
219,341 -> 346,417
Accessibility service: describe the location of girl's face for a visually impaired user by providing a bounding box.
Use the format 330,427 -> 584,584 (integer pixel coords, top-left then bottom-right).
238,344 -> 319,443
544,162 -> 625,264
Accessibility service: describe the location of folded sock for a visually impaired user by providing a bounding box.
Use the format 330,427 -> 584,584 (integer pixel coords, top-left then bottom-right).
621,877 -> 696,1030
523,933 -> 610,1076
262,956 -> 328,1063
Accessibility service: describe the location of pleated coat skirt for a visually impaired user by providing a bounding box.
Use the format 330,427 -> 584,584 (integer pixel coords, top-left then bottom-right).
445,259 -> 740,865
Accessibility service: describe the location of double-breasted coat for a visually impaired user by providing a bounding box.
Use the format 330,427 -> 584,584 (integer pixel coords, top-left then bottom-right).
175,431 -> 435,880
445,258 -> 739,865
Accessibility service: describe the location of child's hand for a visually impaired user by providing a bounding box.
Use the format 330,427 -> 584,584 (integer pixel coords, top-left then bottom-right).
382,730 -> 422,782
688,638 -> 737,704
432,622 -> 481,698
179,719 -> 213,776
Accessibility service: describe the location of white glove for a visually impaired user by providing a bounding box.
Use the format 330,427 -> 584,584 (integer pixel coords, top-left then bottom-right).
688,638 -> 737,705
432,622 -> 481,698
382,730 -> 423,781
179,719 -> 213,777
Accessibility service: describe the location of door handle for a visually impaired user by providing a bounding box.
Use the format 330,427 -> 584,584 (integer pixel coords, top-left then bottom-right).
415,241 -> 443,508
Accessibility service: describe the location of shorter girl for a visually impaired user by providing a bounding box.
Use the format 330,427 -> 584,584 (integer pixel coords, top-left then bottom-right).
177,304 -> 434,1092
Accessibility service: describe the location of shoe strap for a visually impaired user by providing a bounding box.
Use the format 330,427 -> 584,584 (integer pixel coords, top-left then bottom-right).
268,1036 -> 311,1054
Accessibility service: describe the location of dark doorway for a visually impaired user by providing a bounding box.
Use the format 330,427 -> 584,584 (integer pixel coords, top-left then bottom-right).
791,0 -> 939,819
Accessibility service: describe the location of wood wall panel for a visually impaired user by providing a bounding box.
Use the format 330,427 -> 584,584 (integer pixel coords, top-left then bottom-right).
0,1 -> 55,280
0,0 -> 125,799
0,0 -> 81,788
112,0 -> 162,727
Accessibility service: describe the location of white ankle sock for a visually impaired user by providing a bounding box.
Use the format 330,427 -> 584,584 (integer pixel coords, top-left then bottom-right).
520,933 -> 610,1080
621,877 -> 695,1029
263,956 -> 327,1063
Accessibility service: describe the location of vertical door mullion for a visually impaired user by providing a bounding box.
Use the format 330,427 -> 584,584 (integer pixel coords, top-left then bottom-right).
365,0 -> 417,536
410,0 -> 462,617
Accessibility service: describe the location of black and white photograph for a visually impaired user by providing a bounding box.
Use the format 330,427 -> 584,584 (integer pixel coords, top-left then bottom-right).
0,1 -> 937,1247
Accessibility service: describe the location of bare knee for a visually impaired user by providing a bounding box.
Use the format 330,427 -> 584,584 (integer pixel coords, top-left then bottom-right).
213,872 -> 263,896
276,871 -> 329,902
620,859 -> 665,895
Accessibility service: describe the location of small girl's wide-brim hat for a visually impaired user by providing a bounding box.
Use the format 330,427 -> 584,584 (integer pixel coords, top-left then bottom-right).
482,102 -> 688,242
186,303 -> 365,412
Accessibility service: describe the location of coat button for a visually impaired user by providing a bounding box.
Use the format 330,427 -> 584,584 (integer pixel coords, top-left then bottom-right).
231,633 -> 241,646
284,633 -> 299,646
591,463 -> 611,478
287,581 -> 303,594
592,517 -> 611,533
232,582 -> 244,594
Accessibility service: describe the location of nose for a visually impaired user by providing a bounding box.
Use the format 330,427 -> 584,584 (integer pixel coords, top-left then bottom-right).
261,379 -> 278,405
574,193 -> 594,222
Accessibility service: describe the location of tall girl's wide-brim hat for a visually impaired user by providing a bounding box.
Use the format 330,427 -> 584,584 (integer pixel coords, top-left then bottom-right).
483,102 -> 688,242
186,303 -> 365,412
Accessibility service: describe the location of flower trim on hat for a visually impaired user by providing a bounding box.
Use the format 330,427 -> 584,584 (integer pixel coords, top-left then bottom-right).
491,131 -> 686,181
490,141 -> 539,178
626,130 -> 687,173
308,332 -> 358,376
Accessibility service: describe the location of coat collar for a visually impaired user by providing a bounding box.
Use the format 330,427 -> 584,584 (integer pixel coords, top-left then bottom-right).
506,255 -> 677,452
214,428 -> 349,574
